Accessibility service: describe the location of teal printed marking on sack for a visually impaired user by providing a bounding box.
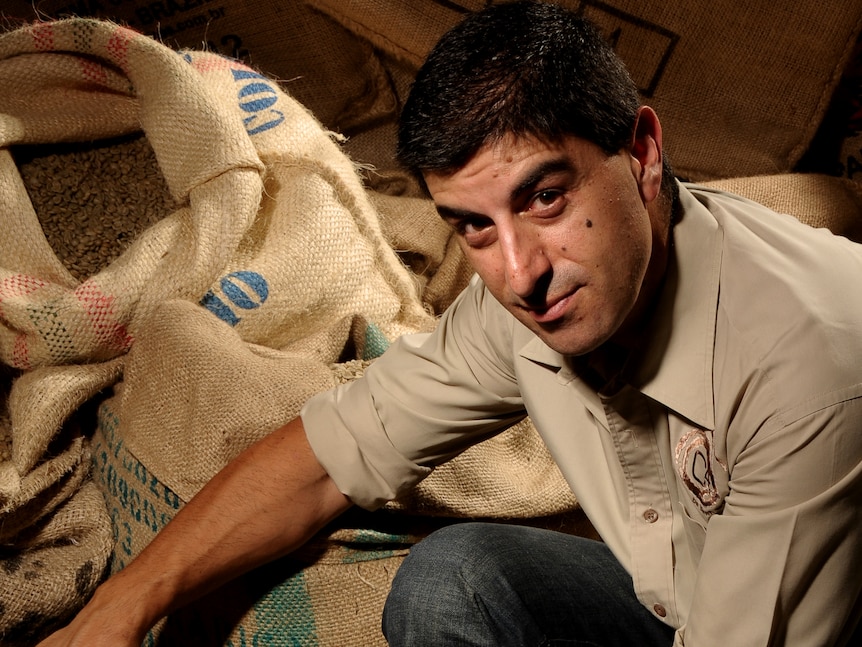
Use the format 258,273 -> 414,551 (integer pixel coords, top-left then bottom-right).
246,578 -> 320,647
96,402 -> 321,645
201,270 -> 269,326
231,68 -> 285,135
95,399 -> 350,645
363,322 -> 390,360
338,528 -> 409,564
92,403 -> 181,571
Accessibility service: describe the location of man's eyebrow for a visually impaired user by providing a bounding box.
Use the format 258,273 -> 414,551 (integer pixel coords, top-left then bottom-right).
435,204 -> 479,222
510,157 -> 575,203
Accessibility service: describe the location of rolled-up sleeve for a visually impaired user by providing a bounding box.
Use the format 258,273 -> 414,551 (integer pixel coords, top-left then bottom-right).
302,375 -> 432,509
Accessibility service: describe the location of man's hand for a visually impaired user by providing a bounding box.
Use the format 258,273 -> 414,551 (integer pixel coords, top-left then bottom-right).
36,572 -> 153,646
37,416 -> 352,645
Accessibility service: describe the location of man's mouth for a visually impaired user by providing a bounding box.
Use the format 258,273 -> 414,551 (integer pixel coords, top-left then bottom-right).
524,290 -> 577,324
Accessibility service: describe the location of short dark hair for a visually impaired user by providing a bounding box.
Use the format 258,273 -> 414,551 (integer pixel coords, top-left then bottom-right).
398,0 -> 640,173
397,0 -> 677,213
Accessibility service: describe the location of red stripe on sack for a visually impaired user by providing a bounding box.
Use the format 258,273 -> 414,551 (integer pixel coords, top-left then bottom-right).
0,275 -> 44,369
30,22 -> 55,51
75,283 -> 132,352
12,333 -> 31,370
0,274 -> 47,299
190,53 -> 235,73
106,26 -> 137,71
79,58 -> 108,86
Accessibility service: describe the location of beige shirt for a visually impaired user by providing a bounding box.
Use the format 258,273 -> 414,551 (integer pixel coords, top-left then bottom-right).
303,184 -> 862,646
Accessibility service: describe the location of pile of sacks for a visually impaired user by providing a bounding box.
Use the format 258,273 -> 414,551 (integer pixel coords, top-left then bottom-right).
0,18 -> 580,645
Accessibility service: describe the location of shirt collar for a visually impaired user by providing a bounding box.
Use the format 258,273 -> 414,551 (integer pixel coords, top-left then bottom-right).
519,183 -> 722,430
633,184 -> 722,429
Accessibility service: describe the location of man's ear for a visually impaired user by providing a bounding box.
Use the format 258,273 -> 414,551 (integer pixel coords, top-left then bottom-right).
629,106 -> 663,204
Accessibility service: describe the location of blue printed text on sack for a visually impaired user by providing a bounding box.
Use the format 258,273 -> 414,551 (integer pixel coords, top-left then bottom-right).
231,68 -> 285,135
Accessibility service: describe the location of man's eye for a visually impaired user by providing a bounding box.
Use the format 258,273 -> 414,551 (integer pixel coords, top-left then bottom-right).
461,219 -> 491,235
449,215 -> 491,236
452,218 -> 496,247
530,190 -> 562,211
521,189 -> 567,220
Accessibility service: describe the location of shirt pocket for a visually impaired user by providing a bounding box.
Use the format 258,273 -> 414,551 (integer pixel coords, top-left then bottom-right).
679,502 -> 708,557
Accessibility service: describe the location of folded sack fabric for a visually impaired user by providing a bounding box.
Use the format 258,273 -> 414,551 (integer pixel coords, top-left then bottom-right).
0,17 -> 430,643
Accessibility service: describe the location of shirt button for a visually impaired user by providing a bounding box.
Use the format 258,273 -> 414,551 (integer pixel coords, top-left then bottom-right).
654,603 -> 667,617
643,508 -> 659,523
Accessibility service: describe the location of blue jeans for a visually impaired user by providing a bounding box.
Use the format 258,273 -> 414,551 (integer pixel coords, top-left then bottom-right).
382,522 -> 675,647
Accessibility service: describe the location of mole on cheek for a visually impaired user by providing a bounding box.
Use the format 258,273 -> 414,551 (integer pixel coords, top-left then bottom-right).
585,219 -> 593,228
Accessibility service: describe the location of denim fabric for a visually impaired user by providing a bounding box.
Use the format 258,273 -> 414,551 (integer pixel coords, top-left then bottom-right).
383,522 -> 675,647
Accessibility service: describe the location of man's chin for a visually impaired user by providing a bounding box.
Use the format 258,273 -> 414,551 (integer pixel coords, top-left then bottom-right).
531,326 -> 609,358
507,305 -> 616,356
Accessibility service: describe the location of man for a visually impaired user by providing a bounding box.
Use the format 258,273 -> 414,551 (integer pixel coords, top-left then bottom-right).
40,2 -> 862,646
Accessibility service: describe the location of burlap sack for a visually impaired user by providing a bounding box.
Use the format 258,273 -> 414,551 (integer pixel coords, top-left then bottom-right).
0,16 -> 585,643
0,15 -> 428,640
0,482 -> 114,645
92,394 -> 413,647
701,173 -> 862,240
308,0 -> 862,182
0,358 -> 120,642
117,299 -> 345,501
0,18 -> 429,369
369,190 -> 475,314
0,0 -> 396,137
0,354 -> 111,645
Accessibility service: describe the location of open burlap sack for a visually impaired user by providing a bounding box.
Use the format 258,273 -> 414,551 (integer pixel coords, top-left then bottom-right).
0,16 -> 429,641
0,18 -> 430,369
308,0 -> 862,182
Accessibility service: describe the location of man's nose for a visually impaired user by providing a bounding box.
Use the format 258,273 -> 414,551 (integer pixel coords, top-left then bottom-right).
499,224 -> 551,299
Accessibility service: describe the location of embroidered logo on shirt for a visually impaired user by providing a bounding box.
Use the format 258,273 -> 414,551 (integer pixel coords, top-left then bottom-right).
675,427 -> 727,515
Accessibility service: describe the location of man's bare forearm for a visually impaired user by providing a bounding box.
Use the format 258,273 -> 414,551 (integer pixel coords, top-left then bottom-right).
38,416 -> 352,646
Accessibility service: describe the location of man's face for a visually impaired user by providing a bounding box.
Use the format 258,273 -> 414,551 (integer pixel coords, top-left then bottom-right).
424,130 -> 668,357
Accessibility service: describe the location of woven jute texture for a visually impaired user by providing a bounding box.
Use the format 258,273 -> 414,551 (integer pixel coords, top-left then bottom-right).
0,358 -> 120,643
4,8 -> 860,645
0,15 -> 431,643
701,174 -> 862,241
0,16 -> 587,645
93,394 -> 417,647
88,293 -> 581,647
309,0 -> 862,182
